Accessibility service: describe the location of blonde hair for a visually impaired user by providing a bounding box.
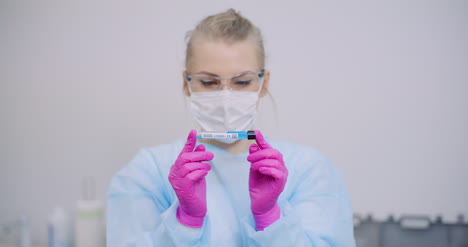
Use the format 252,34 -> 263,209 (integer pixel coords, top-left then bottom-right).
185,9 -> 265,69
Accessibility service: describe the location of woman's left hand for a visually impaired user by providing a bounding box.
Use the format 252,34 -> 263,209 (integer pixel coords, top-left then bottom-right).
247,130 -> 288,230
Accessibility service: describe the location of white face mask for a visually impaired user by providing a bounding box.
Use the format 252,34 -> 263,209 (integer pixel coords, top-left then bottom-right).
190,90 -> 259,143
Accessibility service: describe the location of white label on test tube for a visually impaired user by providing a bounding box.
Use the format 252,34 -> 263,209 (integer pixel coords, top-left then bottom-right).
201,132 -> 238,139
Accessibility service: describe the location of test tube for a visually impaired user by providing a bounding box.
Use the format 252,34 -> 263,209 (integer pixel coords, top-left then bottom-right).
196,131 -> 256,140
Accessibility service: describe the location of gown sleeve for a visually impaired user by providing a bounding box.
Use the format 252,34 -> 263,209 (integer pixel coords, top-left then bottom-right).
242,146 -> 356,247
106,148 -> 212,247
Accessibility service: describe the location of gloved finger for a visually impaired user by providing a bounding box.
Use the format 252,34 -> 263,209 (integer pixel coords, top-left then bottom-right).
247,148 -> 283,163
254,130 -> 272,150
249,143 -> 259,154
186,169 -> 210,181
178,151 -> 214,165
250,159 -> 283,172
258,167 -> 286,180
180,129 -> 198,154
177,162 -> 211,178
194,144 -> 206,152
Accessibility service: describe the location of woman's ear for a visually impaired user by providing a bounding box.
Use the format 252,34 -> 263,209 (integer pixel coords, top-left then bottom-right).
259,70 -> 270,98
183,71 -> 191,96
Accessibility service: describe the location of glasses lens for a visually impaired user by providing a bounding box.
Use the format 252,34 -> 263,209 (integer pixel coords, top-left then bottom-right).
189,75 -> 220,92
231,73 -> 261,92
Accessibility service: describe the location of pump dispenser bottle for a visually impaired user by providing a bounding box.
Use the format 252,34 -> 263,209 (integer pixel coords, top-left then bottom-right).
74,177 -> 105,247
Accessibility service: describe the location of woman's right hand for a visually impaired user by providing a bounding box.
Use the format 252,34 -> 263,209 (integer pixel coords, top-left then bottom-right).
168,130 -> 214,228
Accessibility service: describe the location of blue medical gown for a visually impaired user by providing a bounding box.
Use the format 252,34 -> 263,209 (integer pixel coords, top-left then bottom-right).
107,139 -> 355,246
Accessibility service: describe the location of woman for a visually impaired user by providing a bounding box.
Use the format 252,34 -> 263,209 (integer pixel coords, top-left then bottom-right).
107,9 -> 355,247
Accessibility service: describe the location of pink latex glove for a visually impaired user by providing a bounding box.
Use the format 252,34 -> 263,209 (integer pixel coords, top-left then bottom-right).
247,130 -> 288,230
168,130 -> 214,227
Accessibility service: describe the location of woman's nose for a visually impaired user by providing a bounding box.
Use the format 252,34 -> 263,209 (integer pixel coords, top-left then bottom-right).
219,79 -> 232,90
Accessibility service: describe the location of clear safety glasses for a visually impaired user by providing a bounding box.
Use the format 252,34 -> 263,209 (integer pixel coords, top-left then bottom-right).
185,70 -> 265,93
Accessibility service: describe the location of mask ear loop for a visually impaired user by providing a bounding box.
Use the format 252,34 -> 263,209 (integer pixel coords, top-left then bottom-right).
184,93 -> 196,130
256,69 -> 280,131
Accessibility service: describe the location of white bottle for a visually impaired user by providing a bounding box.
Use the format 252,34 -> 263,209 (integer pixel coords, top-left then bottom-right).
74,200 -> 105,247
19,216 -> 31,247
74,177 -> 105,247
48,207 -> 72,247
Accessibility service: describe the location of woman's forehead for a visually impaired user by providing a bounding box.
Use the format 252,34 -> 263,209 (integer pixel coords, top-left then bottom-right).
188,39 -> 260,76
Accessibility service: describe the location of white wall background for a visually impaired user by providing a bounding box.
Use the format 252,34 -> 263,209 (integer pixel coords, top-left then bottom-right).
1,0 -> 467,245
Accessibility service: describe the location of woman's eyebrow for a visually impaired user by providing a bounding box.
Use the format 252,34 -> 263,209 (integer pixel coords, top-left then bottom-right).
192,71 -> 218,76
192,71 -> 255,78
234,71 -> 254,76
